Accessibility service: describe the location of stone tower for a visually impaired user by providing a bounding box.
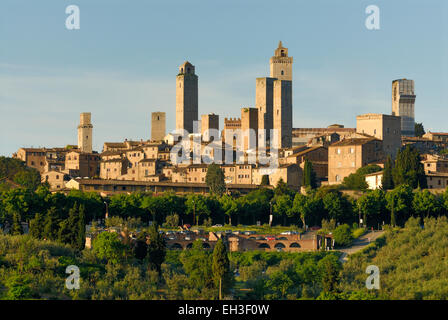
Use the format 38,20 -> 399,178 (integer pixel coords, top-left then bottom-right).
241,107 -> 258,151
392,79 -> 416,137
256,77 -> 275,141
78,112 -> 93,153
270,41 -> 293,81
151,112 -> 166,141
176,61 -> 198,134
201,113 -> 219,142
255,41 -> 293,149
273,80 -> 293,148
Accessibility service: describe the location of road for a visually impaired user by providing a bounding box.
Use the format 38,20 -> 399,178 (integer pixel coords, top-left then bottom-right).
338,230 -> 385,263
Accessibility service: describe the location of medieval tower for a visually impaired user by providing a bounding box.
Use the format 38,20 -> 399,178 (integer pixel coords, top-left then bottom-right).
256,41 -> 293,148
151,112 -> 166,141
392,79 -> 416,136
176,61 -> 198,134
77,112 -> 93,153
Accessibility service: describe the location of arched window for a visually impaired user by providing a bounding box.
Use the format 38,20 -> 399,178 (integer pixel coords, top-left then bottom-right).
281,70 -> 284,75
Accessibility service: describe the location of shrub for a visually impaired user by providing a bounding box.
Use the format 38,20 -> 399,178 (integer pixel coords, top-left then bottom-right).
333,224 -> 353,247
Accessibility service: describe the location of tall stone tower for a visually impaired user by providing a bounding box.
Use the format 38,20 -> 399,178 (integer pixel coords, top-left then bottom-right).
241,107 -> 258,151
78,112 -> 93,153
151,112 -> 166,141
256,42 -> 293,148
176,61 -> 198,134
256,77 -> 275,141
273,80 -> 293,148
392,79 -> 416,136
270,41 -> 293,81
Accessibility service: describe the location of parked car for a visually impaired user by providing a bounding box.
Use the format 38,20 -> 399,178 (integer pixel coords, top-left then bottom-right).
185,236 -> 191,241
213,224 -> 223,227
225,230 -> 233,234
280,231 -> 292,235
266,236 -> 276,241
256,236 -> 265,240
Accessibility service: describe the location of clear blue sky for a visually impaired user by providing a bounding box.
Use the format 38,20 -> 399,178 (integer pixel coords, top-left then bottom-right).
1,0 -> 447,156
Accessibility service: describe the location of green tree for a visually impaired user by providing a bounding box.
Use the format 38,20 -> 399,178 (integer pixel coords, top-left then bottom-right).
29,212 -> 45,239
415,122 -> 425,138
219,194 -> 238,225
180,240 -> 214,292
386,184 -> 413,226
393,145 -> 427,189
342,165 -> 382,190
382,156 -> 394,190
205,163 -> 226,196
10,212 -> 23,235
357,190 -> 386,228
273,194 -> 293,226
93,231 -> 127,264
261,175 -> 270,186
302,160 -> 317,189
76,204 -> 86,250
412,189 -> 440,218
43,207 -> 60,240
212,239 -> 232,300
333,224 -> 353,247
134,232 -> 148,260
185,194 -> 210,225
165,213 -> 179,228
318,255 -> 341,293
147,223 -> 166,273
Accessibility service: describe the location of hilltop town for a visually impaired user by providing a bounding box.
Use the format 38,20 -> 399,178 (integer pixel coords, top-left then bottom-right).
12,42 -> 448,195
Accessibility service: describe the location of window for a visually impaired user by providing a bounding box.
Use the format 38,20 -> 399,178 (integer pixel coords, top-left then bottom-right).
281,70 -> 284,75
350,147 -> 354,154
336,148 -> 341,155
336,175 -> 341,182
351,162 -> 355,167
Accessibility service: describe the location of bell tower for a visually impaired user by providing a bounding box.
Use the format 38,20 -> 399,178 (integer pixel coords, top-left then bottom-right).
270,41 -> 293,81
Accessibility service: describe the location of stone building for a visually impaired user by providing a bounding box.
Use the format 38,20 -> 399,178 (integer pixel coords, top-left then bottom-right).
78,112 -> 93,153
285,146 -> 328,181
151,112 -> 166,141
176,61 -> 198,134
421,154 -> 448,174
328,138 -> 383,184
41,170 -> 68,190
356,113 -> 402,158
392,79 -> 416,136
64,150 -> 100,178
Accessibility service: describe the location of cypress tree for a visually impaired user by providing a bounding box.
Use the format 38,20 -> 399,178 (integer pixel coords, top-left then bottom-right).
302,160 -> 317,189
10,212 -> 23,235
212,239 -> 232,300
44,207 -> 60,241
147,223 -> 166,273
76,204 -> 86,251
29,212 -> 45,239
382,156 -> 394,190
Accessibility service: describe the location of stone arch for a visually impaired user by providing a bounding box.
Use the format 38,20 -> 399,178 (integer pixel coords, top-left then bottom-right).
258,243 -> 270,249
171,243 -> 183,250
202,242 -> 211,249
186,243 -> 193,249
277,237 -> 288,240
274,243 -> 286,250
290,242 -> 301,248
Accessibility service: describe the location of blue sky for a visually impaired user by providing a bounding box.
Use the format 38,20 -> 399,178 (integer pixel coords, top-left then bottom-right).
1,0 -> 447,156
